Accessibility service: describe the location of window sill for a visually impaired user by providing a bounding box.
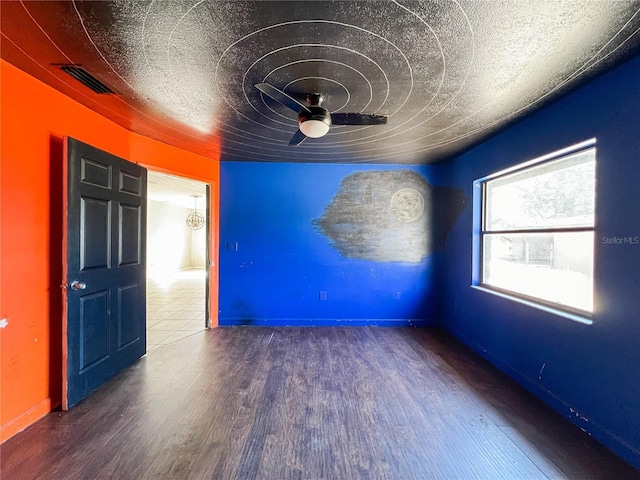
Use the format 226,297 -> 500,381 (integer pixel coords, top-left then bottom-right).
470,285 -> 593,325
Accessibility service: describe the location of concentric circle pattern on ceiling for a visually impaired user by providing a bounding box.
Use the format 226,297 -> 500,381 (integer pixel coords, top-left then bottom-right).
2,1 -> 639,163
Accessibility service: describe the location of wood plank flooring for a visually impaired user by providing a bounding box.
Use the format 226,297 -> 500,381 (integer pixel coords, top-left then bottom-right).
2,327 -> 639,480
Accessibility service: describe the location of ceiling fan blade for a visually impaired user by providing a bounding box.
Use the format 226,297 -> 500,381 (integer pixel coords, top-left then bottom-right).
330,113 -> 388,125
288,129 -> 307,146
255,83 -> 310,114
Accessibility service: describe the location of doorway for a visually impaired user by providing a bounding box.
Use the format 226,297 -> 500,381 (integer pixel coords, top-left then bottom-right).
146,171 -> 209,351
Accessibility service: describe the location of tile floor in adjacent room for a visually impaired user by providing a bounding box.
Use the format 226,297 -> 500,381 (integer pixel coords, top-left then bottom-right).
146,268 -> 207,351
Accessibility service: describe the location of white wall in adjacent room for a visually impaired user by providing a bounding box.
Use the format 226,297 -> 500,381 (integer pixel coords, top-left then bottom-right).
148,199 -> 201,277
191,225 -> 206,268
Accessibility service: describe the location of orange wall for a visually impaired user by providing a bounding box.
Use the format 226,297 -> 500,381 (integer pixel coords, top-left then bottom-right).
0,59 -> 220,441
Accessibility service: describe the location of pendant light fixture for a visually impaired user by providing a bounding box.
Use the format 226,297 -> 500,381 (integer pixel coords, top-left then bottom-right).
186,195 -> 205,230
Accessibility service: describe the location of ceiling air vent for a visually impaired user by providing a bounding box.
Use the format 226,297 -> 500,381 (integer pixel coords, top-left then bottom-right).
59,65 -> 116,94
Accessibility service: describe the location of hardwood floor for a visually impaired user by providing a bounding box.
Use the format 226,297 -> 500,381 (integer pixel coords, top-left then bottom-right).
2,327 -> 638,480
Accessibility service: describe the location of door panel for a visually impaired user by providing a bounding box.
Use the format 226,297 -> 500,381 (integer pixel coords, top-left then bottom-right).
117,284 -> 141,349
81,158 -> 112,188
81,197 -> 111,270
79,290 -> 110,372
64,137 -> 147,409
119,204 -> 141,266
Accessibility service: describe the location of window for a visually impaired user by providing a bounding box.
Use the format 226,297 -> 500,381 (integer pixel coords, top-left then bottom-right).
477,143 -> 596,316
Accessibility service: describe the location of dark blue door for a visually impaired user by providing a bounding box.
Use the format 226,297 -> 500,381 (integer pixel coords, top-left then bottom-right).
63,137 -> 147,409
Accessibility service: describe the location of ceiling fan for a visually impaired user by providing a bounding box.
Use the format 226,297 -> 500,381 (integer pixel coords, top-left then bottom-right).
255,83 -> 388,146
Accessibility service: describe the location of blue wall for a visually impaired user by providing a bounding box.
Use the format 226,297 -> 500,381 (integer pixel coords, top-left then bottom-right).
439,55 -> 640,467
219,163 -> 453,326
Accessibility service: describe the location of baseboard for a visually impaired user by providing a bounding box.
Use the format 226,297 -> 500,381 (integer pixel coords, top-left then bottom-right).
445,327 -> 640,470
1,398 -> 52,443
218,318 -> 436,327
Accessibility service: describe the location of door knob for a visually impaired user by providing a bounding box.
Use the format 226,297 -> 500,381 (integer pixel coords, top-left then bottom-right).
70,281 -> 87,291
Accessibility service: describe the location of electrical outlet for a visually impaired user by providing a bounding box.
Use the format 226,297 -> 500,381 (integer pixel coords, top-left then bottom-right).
319,291 -> 327,301
394,291 -> 402,300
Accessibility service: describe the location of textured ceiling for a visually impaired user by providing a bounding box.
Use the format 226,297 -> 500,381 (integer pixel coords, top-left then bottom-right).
2,1 -> 639,164
148,171 -> 207,209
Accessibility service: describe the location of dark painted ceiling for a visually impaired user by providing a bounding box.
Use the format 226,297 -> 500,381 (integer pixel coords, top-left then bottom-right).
2,1 -> 640,164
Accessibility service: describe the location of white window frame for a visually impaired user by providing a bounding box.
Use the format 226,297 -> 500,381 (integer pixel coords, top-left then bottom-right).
472,139 -> 596,323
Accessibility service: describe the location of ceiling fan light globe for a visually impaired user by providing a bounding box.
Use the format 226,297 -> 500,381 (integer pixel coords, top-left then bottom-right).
299,119 -> 330,138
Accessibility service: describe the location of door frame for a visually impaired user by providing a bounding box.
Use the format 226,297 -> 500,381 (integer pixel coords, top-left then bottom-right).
205,183 -> 212,327
144,168 -> 216,329
61,139 -> 70,408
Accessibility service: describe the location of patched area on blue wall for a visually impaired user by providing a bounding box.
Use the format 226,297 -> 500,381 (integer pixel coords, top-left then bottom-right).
313,170 -> 465,263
